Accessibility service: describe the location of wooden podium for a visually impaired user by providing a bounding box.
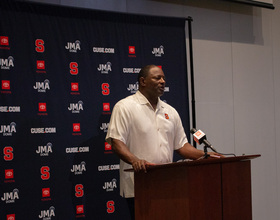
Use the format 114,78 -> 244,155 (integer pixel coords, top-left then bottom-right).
133,155 -> 260,220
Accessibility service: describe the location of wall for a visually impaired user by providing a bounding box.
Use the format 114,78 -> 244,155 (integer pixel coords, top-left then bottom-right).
19,0 -> 280,219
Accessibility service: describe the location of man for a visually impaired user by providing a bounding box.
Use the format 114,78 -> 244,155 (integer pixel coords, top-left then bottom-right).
105,64 -> 221,218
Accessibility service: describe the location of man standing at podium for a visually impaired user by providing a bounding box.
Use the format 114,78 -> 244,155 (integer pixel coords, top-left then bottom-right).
105,64 -> 220,219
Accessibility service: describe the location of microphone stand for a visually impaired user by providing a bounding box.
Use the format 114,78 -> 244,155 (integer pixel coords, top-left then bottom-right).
203,145 -> 209,159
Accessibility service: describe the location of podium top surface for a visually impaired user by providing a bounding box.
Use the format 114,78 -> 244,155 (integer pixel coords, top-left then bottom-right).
125,154 -> 261,172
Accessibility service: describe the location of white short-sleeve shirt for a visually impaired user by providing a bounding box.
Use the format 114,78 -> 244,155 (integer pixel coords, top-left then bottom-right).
105,91 -> 188,198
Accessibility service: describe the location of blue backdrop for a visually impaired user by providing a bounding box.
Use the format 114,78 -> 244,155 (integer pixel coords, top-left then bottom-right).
0,1 -> 189,219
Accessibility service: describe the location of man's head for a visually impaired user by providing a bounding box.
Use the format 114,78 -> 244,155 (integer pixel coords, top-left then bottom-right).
138,65 -> 166,99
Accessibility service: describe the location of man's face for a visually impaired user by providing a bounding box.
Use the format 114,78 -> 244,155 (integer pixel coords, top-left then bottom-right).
143,67 -> 166,97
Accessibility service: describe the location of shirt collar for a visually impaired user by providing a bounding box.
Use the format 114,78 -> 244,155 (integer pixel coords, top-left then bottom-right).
135,90 -> 165,110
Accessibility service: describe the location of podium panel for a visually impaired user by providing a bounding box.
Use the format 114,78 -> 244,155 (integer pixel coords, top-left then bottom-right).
222,160 -> 252,220
133,155 -> 260,220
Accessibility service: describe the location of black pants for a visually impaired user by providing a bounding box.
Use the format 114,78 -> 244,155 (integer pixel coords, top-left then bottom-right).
126,197 -> 135,220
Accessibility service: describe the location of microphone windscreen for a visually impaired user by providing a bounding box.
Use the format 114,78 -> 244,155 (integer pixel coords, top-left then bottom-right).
190,128 -> 197,134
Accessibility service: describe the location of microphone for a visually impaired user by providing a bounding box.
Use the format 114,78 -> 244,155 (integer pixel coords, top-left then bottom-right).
190,128 -> 217,153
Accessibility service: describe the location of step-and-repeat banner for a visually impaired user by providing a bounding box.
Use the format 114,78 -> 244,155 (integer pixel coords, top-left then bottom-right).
0,1 -> 189,219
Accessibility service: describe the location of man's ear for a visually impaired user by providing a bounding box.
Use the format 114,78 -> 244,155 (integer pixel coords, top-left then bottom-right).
139,77 -> 146,87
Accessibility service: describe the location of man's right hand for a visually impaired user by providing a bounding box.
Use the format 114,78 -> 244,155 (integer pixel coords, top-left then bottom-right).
111,138 -> 155,172
132,159 -> 155,172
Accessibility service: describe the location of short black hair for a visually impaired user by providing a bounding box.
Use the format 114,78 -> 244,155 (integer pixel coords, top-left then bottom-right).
138,64 -> 157,83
